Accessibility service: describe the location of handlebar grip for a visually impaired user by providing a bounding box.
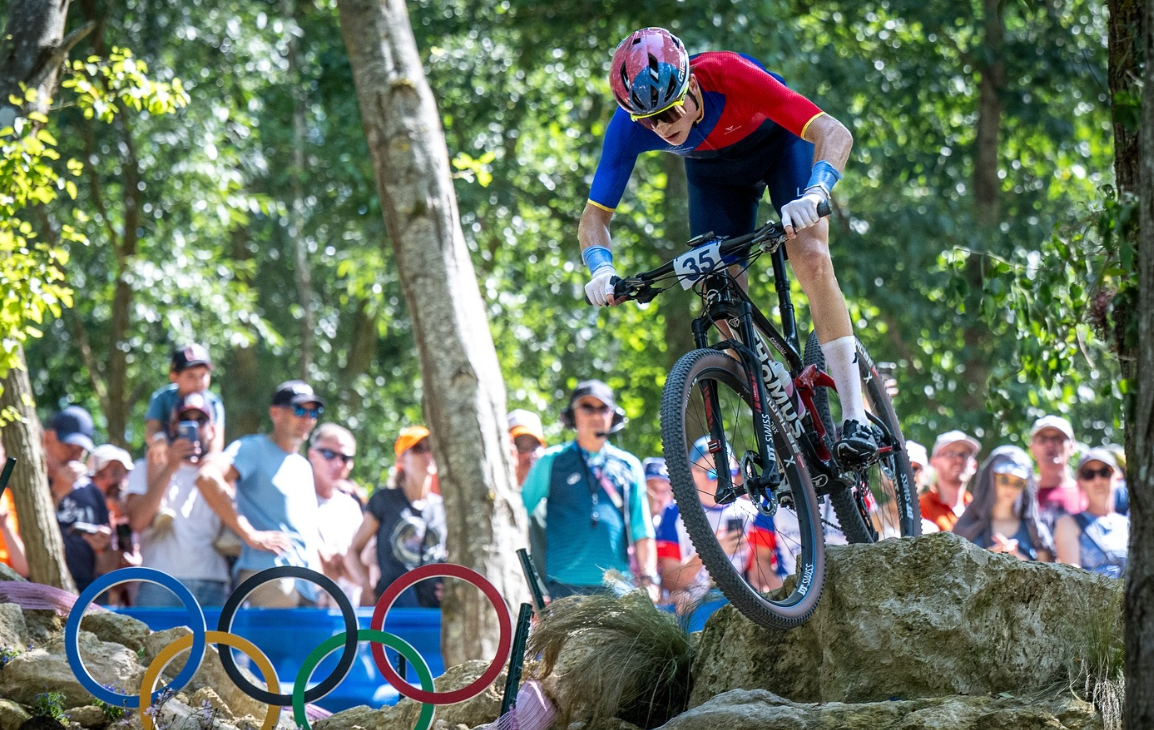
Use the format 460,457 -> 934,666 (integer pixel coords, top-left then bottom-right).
817,200 -> 831,218
583,276 -> 622,305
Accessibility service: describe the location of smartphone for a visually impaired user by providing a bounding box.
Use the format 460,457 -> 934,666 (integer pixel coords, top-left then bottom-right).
178,420 -> 200,443
727,517 -> 744,534
115,522 -> 133,550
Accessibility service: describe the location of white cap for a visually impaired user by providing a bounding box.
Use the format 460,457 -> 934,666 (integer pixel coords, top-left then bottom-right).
1030,415 -> 1074,440
906,440 -> 928,468
931,430 -> 981,457
507,409 -> 546,446
90,444 -> 135,474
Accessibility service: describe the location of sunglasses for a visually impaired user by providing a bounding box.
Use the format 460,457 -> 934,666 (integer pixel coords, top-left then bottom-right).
1078,466 -> 1113,481
631,89 -> 690,129
577,403 -> 612,415
993,473 -> 1027,490
408,440 -> 432,455
178,413 -> 210,426
317,448 -> 354,465
291,404 -> 323,419
704,466 -> 741,481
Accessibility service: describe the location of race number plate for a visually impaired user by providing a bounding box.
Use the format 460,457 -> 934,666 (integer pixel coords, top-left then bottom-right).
672,240 -> 724,289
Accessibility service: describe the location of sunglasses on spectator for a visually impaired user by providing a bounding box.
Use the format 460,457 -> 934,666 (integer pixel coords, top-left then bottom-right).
291,404 -> 323,419
1033,433 -> 1069,446
178,413 -> 210,426
993,473 -> 1027,490
938,450 -> 974,461
408,440 -> 432,455
1078,466 -> 1113,481
631,89 -> 690,129
911,464 -> 923,475
317,448 -> 354,465
577,403 -> 612,415
704,466 -> 741,481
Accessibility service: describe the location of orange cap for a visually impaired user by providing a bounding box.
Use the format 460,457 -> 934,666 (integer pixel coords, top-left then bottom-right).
394,425 -> 431,458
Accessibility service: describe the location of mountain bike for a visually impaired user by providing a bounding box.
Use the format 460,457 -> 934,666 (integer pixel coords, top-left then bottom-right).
610,204 -> 921,629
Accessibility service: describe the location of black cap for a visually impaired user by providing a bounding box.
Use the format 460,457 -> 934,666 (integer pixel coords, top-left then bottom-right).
171,343 -> 213,372
271,380 -> 325,408
570,379 -> 616,410
50,405 -> 96,452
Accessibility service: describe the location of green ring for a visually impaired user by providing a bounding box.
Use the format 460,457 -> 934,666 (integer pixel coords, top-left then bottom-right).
292,629 -> 436,730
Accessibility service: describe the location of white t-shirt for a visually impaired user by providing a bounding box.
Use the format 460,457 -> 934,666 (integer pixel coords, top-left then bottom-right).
316,490 -> 365,605
125,459 -> 229,583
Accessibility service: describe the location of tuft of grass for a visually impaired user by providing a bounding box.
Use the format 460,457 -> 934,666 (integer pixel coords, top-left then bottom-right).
528,590 -> 694,729
31,691 -> 67,724
95,685 -> 130,722
1065,581 -> 1125,730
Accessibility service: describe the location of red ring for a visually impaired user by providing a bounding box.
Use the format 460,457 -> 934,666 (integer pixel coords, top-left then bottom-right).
371,563 -> 512,704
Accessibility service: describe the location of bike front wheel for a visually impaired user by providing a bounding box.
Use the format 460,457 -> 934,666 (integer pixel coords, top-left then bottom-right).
661,348 -> 825,630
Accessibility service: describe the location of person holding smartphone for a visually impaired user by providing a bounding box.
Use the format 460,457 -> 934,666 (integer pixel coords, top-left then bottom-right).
125,392 -> 231,607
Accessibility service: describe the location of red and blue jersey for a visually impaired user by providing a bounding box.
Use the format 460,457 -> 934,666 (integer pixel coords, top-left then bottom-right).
588,51 -> 826,212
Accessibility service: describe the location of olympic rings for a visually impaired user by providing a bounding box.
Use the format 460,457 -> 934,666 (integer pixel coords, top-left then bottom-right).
216,565 -> 359,705
292,630 -> 435,730
140,631 -> 280,730
66,567 -> 207,707
370,563 -> 513,704
64,562 -> 513,719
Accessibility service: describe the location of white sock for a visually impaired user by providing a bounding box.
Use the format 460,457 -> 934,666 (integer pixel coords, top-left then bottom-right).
821,335 -> 868,427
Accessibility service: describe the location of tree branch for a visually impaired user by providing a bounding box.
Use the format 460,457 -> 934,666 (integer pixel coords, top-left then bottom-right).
26,20 -> 96,92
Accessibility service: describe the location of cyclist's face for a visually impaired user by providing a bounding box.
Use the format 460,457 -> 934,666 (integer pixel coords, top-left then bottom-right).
644,76 -> 699,145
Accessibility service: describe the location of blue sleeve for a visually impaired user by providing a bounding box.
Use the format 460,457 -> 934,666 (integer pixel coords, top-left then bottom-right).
588,109 -> 665,211
145,386 -> 175,422
210,391 -> 226,430
655,504 -> 681,543
626,455 -> 655,540
521,446 -> 561,515
224,438 -> 250,481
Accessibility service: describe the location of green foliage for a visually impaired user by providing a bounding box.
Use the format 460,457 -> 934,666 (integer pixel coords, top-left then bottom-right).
31,690 -> 67,723
63,47 -> 189,122
0,645 -> 21,668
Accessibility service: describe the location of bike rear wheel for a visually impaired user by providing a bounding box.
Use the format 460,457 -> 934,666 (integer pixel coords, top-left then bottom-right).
661,348 -> 825,629
821,338 -> 922,542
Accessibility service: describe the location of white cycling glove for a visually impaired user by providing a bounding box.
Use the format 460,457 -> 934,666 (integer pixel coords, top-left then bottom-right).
584,265 -> 618,307
780,190 -> 827,234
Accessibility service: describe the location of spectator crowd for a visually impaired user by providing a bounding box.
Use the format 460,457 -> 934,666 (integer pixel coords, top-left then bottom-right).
0,342 -> 1131,611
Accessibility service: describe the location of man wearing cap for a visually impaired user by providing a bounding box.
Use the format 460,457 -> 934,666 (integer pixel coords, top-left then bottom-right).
44,405 -> 96,496
46,406 -> 112,592
643,458 -> 673,526
89,444 -> 141,596
197,380 -> 324,607
508,409 -> 547,487
920,430 -> 981,533
127,392 -> 231,606
521,380 -> 656,600
1028,415 -> 1082,530
144,344 -> 226,457
905,441 -> 929,492
345,426 -> 446,607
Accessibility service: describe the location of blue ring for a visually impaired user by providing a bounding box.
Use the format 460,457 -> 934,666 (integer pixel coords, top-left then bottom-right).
65,567 -> 207,707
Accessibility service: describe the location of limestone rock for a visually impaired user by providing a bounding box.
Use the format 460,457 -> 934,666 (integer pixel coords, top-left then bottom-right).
24,610 -> 65,644
691,533 -> 1120,705
0,631 -> 143,707
63,707 -> 104,729
0,700 -> 31,730
313,702 -> 419,730
0,564 -> 24,582
661,689 -> 1100,730
0,602 -> 31,651
423,659 -> 506,729
141,627 -> 268,722
80,613 -> 150,654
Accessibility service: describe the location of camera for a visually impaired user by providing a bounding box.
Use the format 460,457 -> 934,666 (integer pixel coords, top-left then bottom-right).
115,522 -> 133,550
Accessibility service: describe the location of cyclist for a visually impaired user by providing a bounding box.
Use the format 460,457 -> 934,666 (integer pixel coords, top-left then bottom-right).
579,27 -> 875,463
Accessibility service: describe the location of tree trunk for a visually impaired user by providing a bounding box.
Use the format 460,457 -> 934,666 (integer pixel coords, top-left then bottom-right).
0,353 -> 75,591
285,0 -> 315,380
338,297 -> 379,415
337,0 -> 527,665
1125,0 -> 1153,722
0,0 -> 78,591
225,227 -> 264,442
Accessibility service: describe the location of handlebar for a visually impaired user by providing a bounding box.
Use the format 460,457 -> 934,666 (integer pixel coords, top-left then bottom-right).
608,200 -> 831,303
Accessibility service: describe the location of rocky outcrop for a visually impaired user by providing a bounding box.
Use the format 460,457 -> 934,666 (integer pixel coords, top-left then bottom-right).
0,631 -> 142,707
691,532 -> 1120,706
663,689 -> 1100,730
79,612 -> 150,654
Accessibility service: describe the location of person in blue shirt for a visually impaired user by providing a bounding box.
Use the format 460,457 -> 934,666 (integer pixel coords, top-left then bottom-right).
196,380 -> 325,607
521,380 -> 656,600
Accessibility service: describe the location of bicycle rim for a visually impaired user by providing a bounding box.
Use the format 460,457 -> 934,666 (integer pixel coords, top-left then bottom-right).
827,340 -> 922,542
661,348 -> 825,629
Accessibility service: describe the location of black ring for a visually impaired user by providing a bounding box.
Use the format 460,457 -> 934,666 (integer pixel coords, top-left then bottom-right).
216,566 -> 358,705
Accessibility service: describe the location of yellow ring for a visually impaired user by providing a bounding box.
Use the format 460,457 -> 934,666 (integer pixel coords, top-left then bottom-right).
139,630 -> 280,730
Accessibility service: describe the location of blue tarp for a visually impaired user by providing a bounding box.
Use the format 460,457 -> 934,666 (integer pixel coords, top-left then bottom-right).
115,607 -> 444,712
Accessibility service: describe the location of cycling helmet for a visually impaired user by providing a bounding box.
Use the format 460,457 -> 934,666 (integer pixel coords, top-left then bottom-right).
609,28 -> 691,117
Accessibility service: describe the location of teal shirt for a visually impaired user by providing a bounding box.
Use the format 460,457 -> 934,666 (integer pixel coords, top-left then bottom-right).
522,441 -> 653,586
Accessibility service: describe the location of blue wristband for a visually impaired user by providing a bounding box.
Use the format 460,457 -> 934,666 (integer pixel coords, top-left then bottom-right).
805,160 -> 842,197
581,245 -> 614,274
